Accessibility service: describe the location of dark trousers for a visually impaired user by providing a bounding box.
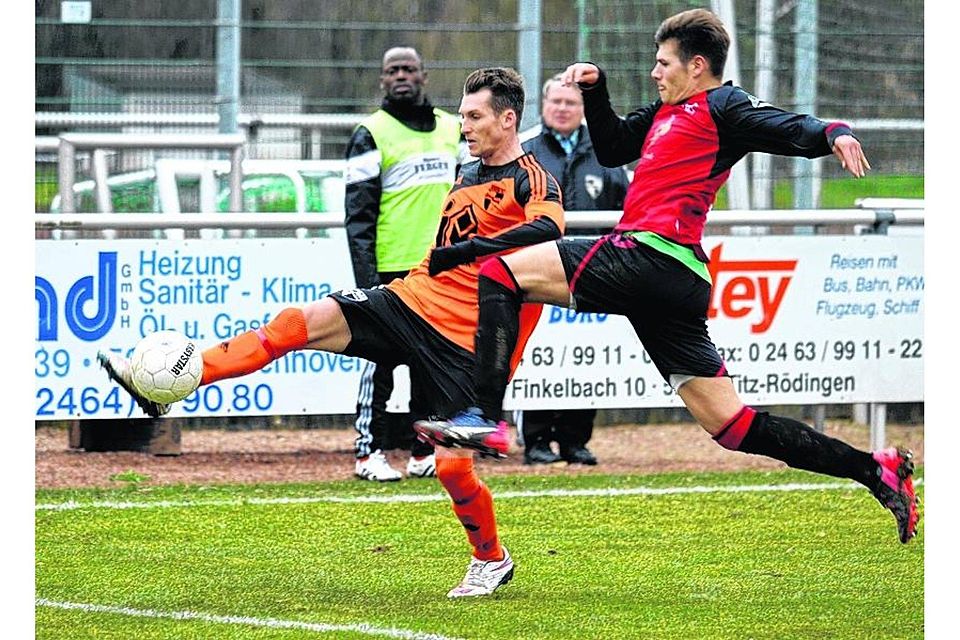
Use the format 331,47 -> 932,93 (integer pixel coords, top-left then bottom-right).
353,358 -> 434,458
352,269 -> 433,459
523,408 -> 596,450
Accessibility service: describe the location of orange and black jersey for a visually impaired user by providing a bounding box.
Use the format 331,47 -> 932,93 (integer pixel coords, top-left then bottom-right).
390,153 -> 564,356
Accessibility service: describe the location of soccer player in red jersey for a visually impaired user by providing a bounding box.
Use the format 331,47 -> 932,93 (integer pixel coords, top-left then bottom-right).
416,9 -> 918,545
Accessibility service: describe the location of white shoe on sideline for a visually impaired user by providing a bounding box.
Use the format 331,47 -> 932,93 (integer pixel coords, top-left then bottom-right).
406,454 -> 436,478
447,546 -> 515,598
355,450 -> 402,482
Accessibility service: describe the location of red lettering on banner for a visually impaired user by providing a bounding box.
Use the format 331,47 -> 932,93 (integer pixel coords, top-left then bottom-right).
707,244 -> 797,333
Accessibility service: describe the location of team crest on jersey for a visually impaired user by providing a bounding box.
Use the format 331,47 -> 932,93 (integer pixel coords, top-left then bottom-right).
585,174 -> 603,199
647,114 -> 676,147
682,101 -> 699,115
483,184 -> 506,210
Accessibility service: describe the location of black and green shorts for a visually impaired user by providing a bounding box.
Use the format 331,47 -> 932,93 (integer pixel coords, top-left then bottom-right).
556,233 -> 727,387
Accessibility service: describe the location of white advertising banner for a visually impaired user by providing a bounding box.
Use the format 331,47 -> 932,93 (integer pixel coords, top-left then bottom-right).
35,238 -> 360,421
504,234 -> 924,410
34,234 -> 923,421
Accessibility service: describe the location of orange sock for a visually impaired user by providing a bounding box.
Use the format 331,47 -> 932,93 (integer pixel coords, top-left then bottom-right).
201,308 -> 308,385
436,456 -> 502,561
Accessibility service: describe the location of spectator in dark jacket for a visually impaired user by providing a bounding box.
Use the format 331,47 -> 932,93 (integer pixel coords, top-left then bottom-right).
518,74 -> 630,466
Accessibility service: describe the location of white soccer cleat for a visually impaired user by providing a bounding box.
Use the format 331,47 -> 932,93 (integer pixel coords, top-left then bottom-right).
447,546 -> 515,598
406,454 -> 436,478
96,351 -> 171,418
354,450 -> 402,482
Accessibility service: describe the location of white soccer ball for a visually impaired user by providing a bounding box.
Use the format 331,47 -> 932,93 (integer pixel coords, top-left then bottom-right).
130,330 -> 202,404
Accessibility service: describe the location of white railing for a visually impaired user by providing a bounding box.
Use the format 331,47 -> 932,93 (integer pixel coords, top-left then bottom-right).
36,111 -> 364,130
55,133 -> 247,214
34,207 -> 925,233
35,112 -> 919,132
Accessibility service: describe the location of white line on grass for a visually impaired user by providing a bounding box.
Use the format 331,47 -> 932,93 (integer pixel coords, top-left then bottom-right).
36,598 -> 465,640
37,478 -> 922,512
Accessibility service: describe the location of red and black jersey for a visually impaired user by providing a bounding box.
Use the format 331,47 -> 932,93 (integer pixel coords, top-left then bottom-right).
581,72 -> 854,249
390,153 -> 564,366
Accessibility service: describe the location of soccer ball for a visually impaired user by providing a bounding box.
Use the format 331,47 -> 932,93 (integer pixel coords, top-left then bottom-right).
130,330 -> 203,404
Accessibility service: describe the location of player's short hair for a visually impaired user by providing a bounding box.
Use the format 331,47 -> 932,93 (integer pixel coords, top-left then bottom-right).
655,8 -> 730,78
463,67 -> 525,130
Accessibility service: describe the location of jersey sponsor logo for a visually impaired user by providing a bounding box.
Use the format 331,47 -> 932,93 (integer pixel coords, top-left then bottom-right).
413,156 -> 451,175
643,114 -> 676,160
706,243 -> 796,334
382,152 -> 457,192
682,101 -> 699,115
647,114 -> 675,147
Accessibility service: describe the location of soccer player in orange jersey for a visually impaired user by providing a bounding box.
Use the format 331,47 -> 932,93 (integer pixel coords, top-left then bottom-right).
99,67 -> 564,598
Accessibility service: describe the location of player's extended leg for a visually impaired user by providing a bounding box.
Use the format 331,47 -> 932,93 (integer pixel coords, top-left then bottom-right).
415,242 -> 570,455
679,376 -> 919,543
99,298 -> 352,417
435,446 -> 514,598
202,299 -> 351,383
412,254 -> 524,456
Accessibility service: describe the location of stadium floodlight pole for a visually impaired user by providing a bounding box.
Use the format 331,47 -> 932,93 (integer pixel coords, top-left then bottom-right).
752,0 -> 778,211
793,0 -> 819,219
575,0 -> 589,60
216,0 -> 243,213
517,0 -> 542,132
711,0 -> 750,211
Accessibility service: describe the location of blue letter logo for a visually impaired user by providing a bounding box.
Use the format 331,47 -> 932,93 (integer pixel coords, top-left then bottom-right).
35,252 -> 118,341
35,277 -> 57,341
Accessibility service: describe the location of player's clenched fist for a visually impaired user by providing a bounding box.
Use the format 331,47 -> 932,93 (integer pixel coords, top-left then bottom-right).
561,63 -> 601,88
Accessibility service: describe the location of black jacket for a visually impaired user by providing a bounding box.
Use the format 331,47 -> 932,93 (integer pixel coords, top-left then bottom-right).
521,121 -> 629,234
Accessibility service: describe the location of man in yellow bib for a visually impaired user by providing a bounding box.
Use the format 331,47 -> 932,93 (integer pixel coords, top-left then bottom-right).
344,47 -> 464,481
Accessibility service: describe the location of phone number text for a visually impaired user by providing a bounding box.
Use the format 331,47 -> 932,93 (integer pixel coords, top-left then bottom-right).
35,383 -> 274,418
520,338 -> 922,368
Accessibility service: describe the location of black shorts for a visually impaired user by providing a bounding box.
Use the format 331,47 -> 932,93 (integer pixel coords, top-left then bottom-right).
556,233 -> 726,385
330,287 -> 476,418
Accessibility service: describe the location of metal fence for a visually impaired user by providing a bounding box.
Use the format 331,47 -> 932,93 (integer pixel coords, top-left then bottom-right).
36,0 -> 924,213
35,1 -> 924,119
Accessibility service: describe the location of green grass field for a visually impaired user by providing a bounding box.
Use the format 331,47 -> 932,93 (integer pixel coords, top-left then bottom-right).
36,469 -> 923,640
714,175 -> 924,210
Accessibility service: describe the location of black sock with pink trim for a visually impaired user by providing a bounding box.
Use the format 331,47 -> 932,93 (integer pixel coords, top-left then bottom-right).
715,407 -> 878,488
474,258 -> 522,420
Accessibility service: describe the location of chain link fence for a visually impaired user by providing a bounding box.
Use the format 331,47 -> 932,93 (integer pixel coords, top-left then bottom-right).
36,0 -> 923,211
